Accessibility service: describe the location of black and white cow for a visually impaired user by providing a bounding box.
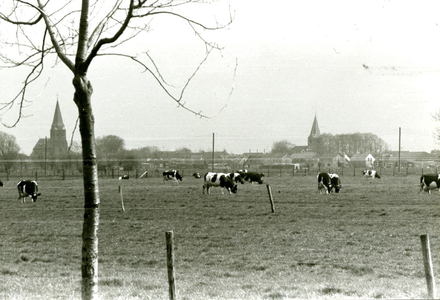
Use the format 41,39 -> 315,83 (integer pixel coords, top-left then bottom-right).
239,170 -> 264,184
17,180 -> 41,203
363,169 -> 381,179
317,172 -> 332,194
203,172 -> 238,194
419,174 -> 440,194
0,180 -> 3,187
329,173 -> 341,193
118,175 -> 129,180
163,170 -> 183,184
193,172 -> 201,179
230,172 -> 245,184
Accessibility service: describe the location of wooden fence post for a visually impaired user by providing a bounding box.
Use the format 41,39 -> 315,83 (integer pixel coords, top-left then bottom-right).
119,187 -> 125,212
420,234 -> 436,299
166,231 -> 176,300
266,184 -> 275,213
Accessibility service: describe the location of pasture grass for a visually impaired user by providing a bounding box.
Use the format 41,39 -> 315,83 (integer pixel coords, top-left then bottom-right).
0,174 -> 439,299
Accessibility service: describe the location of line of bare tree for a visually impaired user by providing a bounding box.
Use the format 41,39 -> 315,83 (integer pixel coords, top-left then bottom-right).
271,132 -> 390,156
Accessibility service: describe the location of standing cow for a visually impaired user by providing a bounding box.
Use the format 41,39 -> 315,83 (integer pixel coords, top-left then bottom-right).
317,172 -> 332,194
238,170 -> 264,184
419,174 -> 440,194
329,173 -> 342,193
0,180 -> 3,187
17,180 -> 41,202
203,172 -> 238,195
363,169 -> 381,179
163,170 -> 183,184
229,172 -> 245,184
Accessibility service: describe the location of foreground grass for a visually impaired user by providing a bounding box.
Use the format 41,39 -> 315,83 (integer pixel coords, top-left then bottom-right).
0,174 -> 439,299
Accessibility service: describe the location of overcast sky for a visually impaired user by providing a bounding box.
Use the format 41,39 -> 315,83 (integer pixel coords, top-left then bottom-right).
1,0 -> 440,155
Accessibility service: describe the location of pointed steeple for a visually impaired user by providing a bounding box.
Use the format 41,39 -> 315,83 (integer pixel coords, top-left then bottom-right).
307,114 -> 322,153
309,114 -> 321,138
51,100 -> 65,130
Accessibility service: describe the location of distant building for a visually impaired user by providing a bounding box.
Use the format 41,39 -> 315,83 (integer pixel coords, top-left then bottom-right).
31,100 -> 68,161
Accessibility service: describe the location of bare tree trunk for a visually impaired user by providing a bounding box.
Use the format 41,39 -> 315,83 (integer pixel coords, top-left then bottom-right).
73,74 -> 100,300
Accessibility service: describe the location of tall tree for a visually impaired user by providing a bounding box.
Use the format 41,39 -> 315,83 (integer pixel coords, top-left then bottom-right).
96,135 -> 125,170
0,1 -> 233,299
271,140 -> 294,154
0,131 -> 20,180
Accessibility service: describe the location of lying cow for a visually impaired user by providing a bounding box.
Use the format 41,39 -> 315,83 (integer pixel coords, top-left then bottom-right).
317,172 -> 332,194
203,172 -> 238,194
163,170 -> 183,184
118,175 -> 129,180
329,173 -> 342,193
193,172 -> 201,179
239,170 -> 264,184
17,180 -> 41,203
363,169 -> 381,179
419,174 -> 440,194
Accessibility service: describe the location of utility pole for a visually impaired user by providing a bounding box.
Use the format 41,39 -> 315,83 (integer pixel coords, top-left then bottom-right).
212,133 -> 215,172
398,127 -> 401,173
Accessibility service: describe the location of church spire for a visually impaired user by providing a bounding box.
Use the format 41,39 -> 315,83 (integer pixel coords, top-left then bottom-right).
309,114 -> 321,138
51,100 -> 65,130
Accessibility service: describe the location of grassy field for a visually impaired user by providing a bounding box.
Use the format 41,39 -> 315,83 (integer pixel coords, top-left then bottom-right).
0,173 -> 439,299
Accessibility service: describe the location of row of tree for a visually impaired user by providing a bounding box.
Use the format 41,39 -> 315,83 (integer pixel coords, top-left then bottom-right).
0,132 -> 196,178
271,132 -> 389,156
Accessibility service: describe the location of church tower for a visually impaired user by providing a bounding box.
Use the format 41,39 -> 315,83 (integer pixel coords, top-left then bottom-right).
307,114 -> 321,153
49,100 -> 68,158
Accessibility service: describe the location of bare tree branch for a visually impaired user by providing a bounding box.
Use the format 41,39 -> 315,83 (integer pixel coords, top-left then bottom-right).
0,1 -> 43,25
36,0 -> 75,72
96,51 -> 238,118
0,28 -> 50,127
87,0 -> 123,49
82,0 -> 135,71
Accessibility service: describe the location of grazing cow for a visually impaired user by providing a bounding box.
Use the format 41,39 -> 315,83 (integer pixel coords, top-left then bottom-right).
193,172 -> 201,179
317,172 -> 332,194
419,174 -> 440,194
118,175 -> 129,180
363,169 -> 381,179
203,172 -> 238,195
17,180 -> 41,203
240,171 -> 264,184
163,170 -> 183,184
230,172 -> 245,184
329,173 -> 341,193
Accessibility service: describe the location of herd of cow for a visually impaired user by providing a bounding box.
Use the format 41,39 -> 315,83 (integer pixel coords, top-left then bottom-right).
163,169 -> 265,194
1,169 -> 439,203
316,170 -> 440,195
316,170 -> 380,194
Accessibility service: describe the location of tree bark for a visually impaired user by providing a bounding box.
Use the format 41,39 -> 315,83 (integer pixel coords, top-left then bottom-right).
73,74 -> 100,300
